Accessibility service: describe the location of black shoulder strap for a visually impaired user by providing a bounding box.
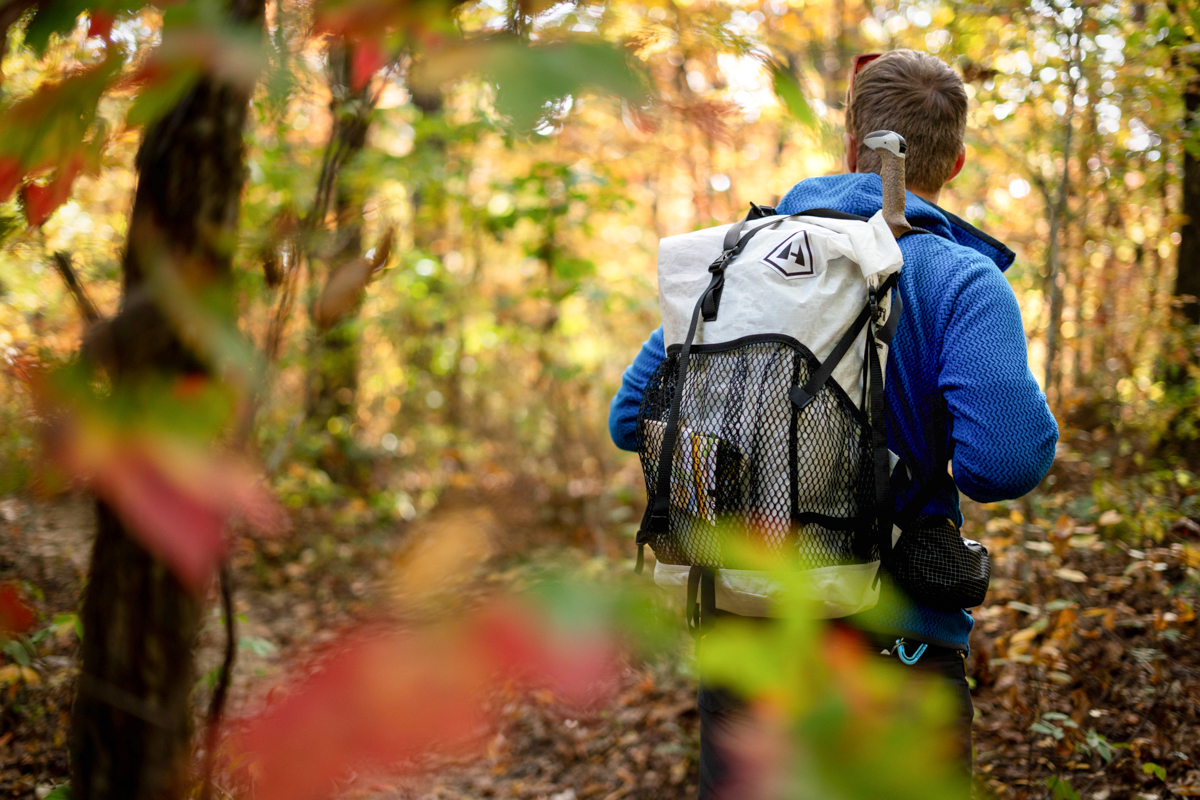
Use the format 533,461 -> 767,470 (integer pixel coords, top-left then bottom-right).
796,208 -> 870,222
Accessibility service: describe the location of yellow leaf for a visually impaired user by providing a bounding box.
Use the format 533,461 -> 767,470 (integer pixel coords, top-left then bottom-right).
0,664 -> 38,686
1054,568 -> 1088,583
389,508 -> 496,608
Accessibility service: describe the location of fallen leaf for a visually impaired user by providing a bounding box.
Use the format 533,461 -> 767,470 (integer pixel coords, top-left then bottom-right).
1053,568 -> 1088,584
1171,517 -> 1200,538
0,585 -> 35,635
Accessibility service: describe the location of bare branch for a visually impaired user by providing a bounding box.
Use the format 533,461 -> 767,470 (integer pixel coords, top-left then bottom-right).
51,251 -> 102,324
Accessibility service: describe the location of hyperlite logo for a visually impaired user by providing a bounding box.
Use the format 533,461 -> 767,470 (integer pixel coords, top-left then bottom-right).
761,230 -> 815,278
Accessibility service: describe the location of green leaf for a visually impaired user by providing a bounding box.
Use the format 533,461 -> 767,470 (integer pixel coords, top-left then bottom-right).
2,638 -> 31,667
552,257 -> 595,282
239,635 -> 277,657
22,1 -> 87,56
126,68 -> 202,129
1143,762 -> 1167,781
475,40 -> 649,130
1029,721 -> 1063,739
52,612 -> 82,641
199,664 -> 222,692
43,786 -> 72,800
1045,776 -> 1081,800
770,62 -> 816,128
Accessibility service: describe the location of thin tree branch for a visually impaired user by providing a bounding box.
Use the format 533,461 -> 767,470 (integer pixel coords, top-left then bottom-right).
198,565 -> 236,800
51,251 -> 102,324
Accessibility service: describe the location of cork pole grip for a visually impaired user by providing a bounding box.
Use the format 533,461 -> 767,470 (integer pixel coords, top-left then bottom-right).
878,149 -> 911,239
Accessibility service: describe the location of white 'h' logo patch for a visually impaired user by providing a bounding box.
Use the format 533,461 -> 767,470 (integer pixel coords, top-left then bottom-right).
761,231 -> 815,278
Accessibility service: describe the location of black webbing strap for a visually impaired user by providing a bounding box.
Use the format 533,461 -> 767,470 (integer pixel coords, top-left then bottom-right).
790,272 -> 900,412
877,290 -> 903,346
865,306 -> 891,552
686,565 -> 717,640
894,424 -> 959,531
794,207 -> 871,222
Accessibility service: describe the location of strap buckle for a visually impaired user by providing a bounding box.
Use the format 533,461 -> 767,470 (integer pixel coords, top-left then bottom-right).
709,249 -> 735,273
868,284 -> 879,319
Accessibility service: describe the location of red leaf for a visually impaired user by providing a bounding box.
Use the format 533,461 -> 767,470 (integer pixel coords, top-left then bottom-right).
33,385 -> 286,593
0,157 -> 22,204
92,446 -> 229,592
231,605 -> 619,800
22,154 -> 85,228
89,438 -> 285,592
0,585 -> 35,635
351,38 -> 387,92
88,11 -> 115,40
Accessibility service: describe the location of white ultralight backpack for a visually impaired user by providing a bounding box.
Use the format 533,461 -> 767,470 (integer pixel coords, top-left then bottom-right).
634,132 -> 915,631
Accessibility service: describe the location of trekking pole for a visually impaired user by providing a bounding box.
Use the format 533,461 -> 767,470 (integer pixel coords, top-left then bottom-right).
864,130 -> 911,238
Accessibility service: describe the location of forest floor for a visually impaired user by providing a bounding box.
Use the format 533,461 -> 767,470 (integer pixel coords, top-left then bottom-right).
2,452 -> 1199,800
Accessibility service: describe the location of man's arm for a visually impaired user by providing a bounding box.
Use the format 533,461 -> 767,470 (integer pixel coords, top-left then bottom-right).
939,260 -> 1059,502
608,327 -> 667,452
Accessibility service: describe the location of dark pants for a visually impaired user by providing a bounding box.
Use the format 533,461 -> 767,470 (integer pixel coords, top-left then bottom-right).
696,622 -> 973,800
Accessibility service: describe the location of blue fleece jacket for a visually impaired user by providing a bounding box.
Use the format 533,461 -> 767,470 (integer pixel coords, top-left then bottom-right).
608,172 -> 1058,649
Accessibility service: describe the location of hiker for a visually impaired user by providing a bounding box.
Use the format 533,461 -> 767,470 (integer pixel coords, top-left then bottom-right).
608,50 -> 1058,798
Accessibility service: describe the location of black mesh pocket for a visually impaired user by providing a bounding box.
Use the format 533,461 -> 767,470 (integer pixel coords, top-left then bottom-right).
885,516 -> 990,609
636,336 -> 882,571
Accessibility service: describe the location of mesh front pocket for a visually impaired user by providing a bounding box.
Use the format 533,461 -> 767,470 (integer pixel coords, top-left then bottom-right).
637,336 -> 881,571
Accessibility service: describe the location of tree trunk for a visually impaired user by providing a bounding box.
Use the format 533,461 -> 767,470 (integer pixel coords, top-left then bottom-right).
1160,4 -> 1200,459
1175,56 -> 1200,330
1042,22 -> 1083,405
70,3 -> 264,798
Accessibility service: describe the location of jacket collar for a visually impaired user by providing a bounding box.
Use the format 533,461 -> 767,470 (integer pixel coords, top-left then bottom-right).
778,173 -> 1016,273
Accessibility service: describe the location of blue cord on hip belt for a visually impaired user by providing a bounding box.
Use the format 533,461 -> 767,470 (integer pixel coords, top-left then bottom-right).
881,637 -> 927,665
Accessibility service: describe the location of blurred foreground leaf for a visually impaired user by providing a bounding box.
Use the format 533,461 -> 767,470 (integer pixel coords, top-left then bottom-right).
421,38 -> 649,130
230,601 -> 621,800
769,62 -> 816,128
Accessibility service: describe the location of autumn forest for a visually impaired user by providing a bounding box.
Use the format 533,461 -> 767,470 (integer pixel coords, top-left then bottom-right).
1,0 -> 1199,798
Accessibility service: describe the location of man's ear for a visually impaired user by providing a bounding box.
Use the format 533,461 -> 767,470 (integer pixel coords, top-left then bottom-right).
844,133 -> 858,173
948,144 -> 966,181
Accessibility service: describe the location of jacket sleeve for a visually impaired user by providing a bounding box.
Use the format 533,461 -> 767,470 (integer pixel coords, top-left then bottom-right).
939,261 -> 1059,503
609,327 -> 667,452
